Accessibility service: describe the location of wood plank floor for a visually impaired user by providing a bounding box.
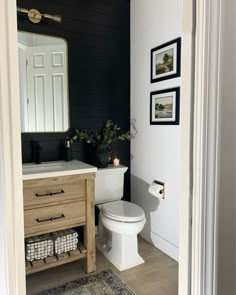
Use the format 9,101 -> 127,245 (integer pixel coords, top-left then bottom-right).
26,237 -> 178,295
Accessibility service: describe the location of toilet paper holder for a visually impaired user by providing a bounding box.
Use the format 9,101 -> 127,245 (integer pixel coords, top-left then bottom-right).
153,180 -> 164,195
149,180 -> 165,199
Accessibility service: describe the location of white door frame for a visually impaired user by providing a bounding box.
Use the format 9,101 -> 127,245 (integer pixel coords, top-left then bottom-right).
191,0 -> 221,294
0,0 -> 26,294
179,0 -> 195,294
0,0 -> 220,294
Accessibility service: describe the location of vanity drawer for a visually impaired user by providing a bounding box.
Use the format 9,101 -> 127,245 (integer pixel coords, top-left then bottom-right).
24,179 -> 86,208
24,201 -> 86,237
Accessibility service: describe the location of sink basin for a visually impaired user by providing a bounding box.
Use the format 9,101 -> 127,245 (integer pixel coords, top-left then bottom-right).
22,160 -> 97,180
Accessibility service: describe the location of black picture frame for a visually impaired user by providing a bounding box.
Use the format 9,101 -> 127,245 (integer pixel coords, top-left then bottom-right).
150,87 -> 180,125
151,38 -> 181,83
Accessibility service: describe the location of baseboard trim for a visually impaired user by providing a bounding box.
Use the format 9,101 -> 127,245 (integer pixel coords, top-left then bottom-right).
140,231 -> 179,262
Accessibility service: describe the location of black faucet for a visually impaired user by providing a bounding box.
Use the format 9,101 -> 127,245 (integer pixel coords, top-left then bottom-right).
32,141 -> 42,164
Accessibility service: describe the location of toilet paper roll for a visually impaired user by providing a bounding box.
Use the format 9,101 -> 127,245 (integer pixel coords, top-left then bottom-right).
148,181 -> 165,199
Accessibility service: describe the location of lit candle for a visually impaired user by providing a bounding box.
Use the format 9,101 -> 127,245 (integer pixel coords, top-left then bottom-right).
113,157 -> 120,167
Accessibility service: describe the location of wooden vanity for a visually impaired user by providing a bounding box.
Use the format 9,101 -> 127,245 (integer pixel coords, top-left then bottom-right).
22,160 -> 97,275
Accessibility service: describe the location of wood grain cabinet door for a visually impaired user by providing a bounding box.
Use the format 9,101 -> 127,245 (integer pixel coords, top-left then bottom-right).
24,201 -> 86,237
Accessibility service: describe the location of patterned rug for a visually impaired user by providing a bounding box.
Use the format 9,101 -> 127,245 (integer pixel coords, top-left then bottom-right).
37,269 -> 135,295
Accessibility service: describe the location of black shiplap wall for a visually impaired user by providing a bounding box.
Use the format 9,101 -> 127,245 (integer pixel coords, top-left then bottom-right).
18,0 -> 130,200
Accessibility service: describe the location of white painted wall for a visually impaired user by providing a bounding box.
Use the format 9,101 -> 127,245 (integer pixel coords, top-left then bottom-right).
131,0 -> 182,260
217,0 -> 236,293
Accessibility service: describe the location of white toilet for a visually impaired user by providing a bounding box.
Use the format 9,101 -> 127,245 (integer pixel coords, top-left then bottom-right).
95,165 -> 146,271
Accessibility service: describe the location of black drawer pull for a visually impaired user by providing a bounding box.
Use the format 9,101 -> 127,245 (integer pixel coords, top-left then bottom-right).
36,214 -> 65,223
35,190 -> 64,197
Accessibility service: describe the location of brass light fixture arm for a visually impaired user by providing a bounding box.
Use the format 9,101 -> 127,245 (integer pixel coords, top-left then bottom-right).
17,7 -> 62,23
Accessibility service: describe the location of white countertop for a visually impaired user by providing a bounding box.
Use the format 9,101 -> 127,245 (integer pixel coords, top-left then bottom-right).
22,160 -> 97,180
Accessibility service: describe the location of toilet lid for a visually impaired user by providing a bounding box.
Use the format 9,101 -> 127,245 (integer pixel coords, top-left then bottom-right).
101,200 -> 145,222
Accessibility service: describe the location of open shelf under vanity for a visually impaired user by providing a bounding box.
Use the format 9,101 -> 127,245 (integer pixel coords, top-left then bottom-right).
26,242 -> 87,275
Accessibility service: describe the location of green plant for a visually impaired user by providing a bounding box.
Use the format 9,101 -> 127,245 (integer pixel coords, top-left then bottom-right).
70,120 -> 132,145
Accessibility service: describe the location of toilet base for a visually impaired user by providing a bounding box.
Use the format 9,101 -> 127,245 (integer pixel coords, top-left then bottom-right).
96,232 -> 145,271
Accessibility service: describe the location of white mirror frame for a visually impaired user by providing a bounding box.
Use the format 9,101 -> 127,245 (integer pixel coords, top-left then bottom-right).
18,32 -> 70,133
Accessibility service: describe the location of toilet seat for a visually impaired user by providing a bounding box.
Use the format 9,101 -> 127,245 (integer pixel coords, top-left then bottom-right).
101,200 -> 145,223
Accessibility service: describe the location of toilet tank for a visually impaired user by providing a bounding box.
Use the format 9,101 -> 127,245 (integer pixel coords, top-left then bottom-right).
95,165 -> 128,204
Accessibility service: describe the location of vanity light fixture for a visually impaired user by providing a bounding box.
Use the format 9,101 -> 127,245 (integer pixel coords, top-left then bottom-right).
17,6 -> 62,24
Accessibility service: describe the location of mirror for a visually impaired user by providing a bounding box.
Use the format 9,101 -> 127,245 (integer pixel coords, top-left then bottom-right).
18,32 -> 69,132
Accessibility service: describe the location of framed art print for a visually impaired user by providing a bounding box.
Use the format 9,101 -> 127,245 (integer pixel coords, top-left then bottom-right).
151,38 -> 181,83
150,87 -> 180,125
